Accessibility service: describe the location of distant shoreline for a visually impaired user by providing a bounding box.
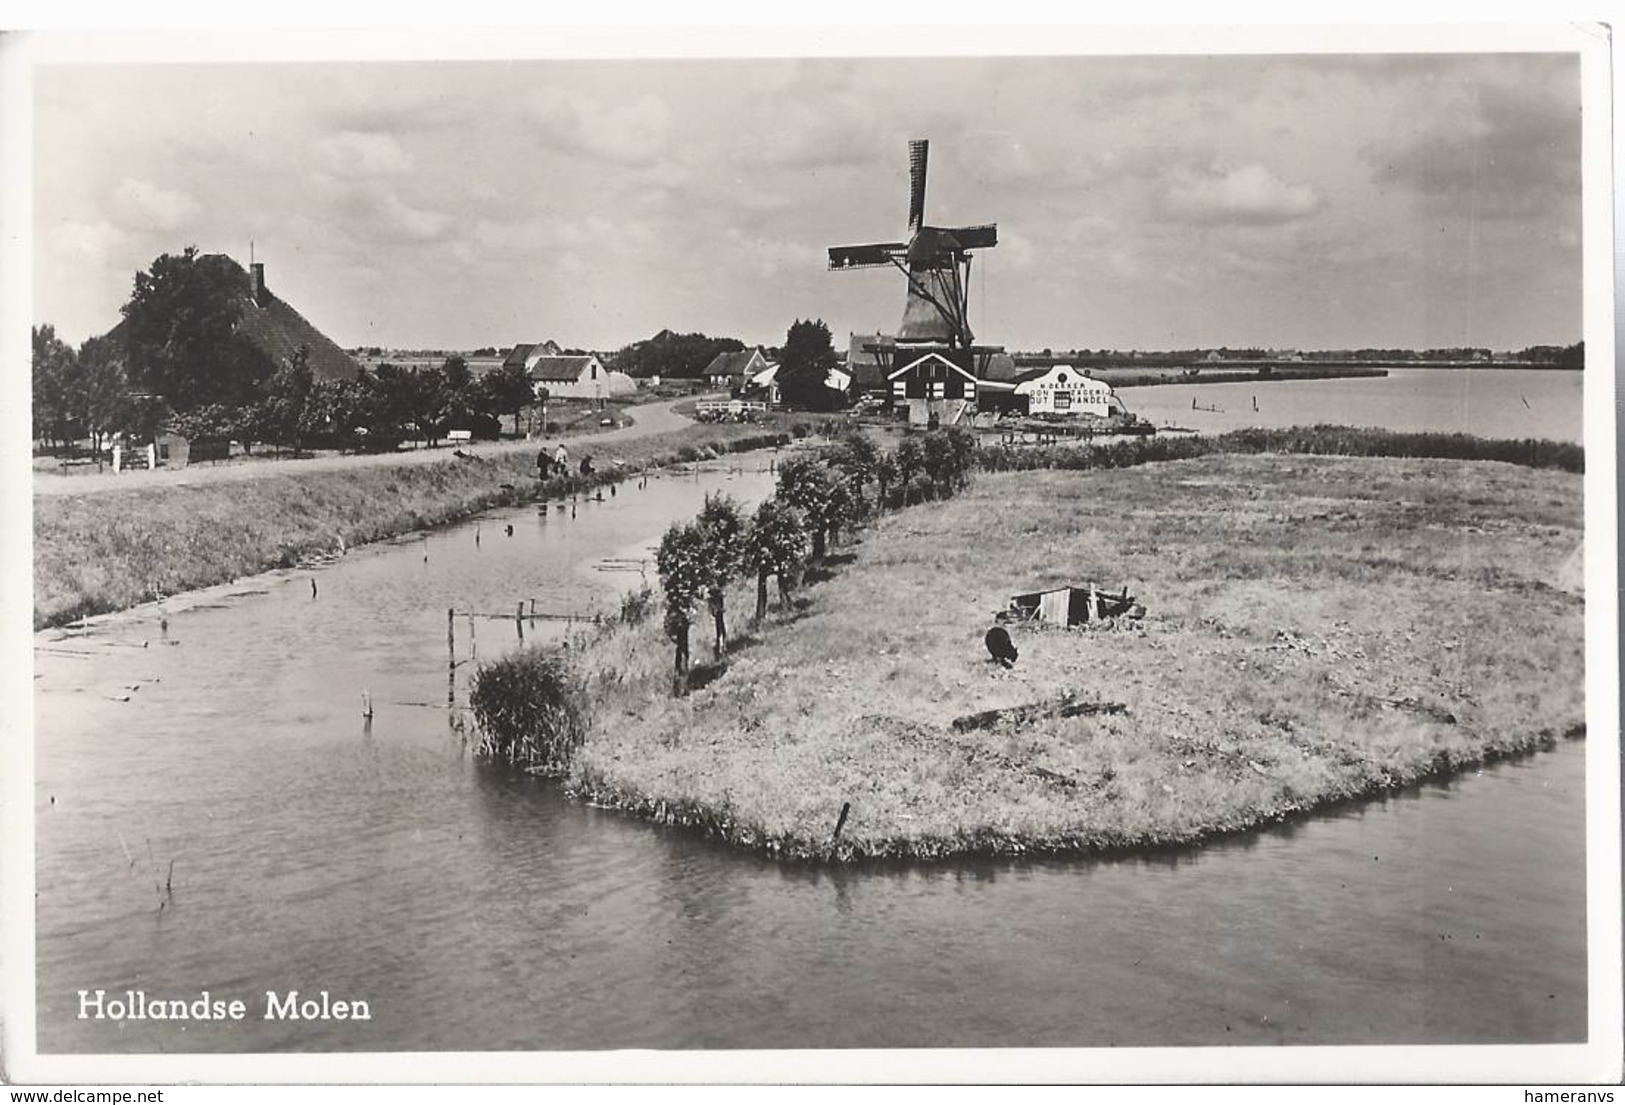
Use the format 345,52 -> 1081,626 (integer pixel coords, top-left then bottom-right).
1101,365 -> 1388,389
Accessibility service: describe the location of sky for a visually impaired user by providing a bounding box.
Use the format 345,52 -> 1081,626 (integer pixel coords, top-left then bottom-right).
31,51 -> 1584,354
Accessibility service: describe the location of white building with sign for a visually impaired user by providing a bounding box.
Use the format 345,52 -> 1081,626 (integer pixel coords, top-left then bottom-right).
1014,365 -> 1117,417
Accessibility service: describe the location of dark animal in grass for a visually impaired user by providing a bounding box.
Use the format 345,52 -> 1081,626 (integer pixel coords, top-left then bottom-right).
985,626 -> 1018,668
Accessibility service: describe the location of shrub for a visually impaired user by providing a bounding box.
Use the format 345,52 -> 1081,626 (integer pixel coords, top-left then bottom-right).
619,584 -> 655,626
469,647 -> 590,773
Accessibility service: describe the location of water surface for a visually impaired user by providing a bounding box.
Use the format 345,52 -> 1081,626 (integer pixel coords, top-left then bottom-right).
34,450 -> 1587,1052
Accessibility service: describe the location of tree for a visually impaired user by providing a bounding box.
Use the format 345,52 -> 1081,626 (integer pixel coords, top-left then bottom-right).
743,499 -> 809,622
262,344 -> 317,452
777,318 -> 842,410
695,493 -> 748,658
373,363 -> 450,445
478,362 -> 536,436
921,426 -> 976,497
119,248 -> 259,409
32,325 -> 79,452
824,432 -> 879,541
775,456 -> 836,561
891,435 -> 925,506
656,520 -> 710,693
608,329 -> 746,379
75,336 -> 140,459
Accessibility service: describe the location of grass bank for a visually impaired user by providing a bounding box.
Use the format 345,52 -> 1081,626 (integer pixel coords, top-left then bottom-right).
977,424 -> 1584,475
565,452 -> 1583,861
33,422 -> 790,629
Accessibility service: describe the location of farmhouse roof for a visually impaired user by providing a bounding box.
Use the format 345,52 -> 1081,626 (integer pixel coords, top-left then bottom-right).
703,348 -> 764,379
106,254 -> 360,383
530,355 -> 597,382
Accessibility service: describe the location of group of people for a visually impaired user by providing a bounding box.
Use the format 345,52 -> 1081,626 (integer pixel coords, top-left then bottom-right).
536,443 -> 594,479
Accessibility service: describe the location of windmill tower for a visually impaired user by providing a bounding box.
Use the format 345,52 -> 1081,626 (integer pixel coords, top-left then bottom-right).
828,139 -> 998,353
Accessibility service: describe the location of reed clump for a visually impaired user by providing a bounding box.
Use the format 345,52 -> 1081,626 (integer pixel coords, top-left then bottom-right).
469,647 -> 590,774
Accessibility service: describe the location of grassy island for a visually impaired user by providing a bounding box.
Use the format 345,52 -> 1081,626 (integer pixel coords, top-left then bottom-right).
567,451 -> 1584,860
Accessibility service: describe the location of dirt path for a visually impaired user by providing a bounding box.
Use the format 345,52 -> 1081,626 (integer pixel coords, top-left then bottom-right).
32,396 -> 708,497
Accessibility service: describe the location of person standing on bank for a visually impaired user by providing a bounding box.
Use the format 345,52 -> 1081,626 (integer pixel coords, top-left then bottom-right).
554,443 -> 568,471
536,446 -> 550,479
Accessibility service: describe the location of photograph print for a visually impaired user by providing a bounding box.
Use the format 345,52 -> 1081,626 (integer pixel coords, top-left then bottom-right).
10,25 -> 1619,1084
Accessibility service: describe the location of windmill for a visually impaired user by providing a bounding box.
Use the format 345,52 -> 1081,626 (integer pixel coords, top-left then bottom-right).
828,139 -> 998,352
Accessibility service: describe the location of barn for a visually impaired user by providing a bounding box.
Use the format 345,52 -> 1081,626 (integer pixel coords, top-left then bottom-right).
528,354 -> 636,401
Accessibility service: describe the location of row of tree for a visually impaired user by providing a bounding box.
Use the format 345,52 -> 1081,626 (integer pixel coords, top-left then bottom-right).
33,322 -> 540,457
607,329 -> 746,379
166,356 -> 539,453
653,427 -> 977,692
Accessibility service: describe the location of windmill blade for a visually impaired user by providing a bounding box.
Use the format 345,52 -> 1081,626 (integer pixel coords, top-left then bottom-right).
907,139 -> 928,232
942,223 -> 998,250
828,242 -> 907,270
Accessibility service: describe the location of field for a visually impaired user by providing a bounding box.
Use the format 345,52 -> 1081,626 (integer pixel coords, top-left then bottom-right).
569,453 -> 1585,860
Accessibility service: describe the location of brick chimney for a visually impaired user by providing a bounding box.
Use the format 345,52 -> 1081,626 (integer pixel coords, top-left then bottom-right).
250,262 -> 267,306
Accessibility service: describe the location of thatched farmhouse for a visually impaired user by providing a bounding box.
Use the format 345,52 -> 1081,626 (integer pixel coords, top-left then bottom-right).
107,256 -> 362,386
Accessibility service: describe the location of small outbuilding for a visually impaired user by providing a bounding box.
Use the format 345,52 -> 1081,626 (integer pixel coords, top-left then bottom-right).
1014,365 -> 1118,417
1007,584 -> 1139,626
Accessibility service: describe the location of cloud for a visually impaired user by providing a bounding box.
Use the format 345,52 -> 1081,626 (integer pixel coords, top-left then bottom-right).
467,213 -> 655,260
998,231 -> 1037,271
110,178 -> 200,232
1158,163 -> 1322,226
525,89 -> 673,166
1367,77 -> 1580,219
319,130 -> 415,177
325,186 -> 452,245
48,218 -> 132,260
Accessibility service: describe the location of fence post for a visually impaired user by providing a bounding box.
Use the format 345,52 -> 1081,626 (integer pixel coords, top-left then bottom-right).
447,607 -> 456,722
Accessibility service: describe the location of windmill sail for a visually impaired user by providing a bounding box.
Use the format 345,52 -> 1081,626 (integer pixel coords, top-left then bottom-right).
828,138 -> 997,351
907,139 -> 928,232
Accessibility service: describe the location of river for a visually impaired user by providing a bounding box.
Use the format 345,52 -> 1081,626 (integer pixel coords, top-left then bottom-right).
1123,367 -> 1584,443
33,437 -> 1588,1055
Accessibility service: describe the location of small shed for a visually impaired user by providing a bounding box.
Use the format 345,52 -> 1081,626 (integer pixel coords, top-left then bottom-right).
1008,584 -> 1137,626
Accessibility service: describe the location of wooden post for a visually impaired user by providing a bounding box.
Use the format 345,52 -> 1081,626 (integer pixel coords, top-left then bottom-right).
516,602 -> 525,642
447,607 -> 456,718
832,801 -> 851,840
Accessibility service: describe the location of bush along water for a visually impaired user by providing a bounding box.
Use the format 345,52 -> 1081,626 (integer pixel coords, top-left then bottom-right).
469,646 -> 590,774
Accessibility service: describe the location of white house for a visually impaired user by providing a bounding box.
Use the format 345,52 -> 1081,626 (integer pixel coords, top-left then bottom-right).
1014,365 -> 1117,417
529,354 -> 636,401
